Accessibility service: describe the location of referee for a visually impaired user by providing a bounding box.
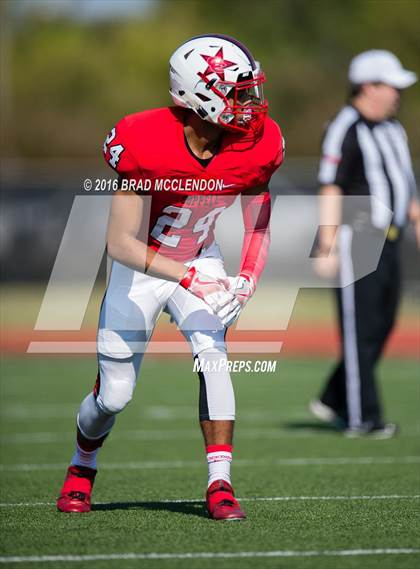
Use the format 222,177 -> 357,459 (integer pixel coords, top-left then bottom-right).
311,50 -> 420,437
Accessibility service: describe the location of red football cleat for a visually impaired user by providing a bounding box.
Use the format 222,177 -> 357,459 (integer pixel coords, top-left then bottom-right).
57,465 -> 97,513
206,479 -> 246,521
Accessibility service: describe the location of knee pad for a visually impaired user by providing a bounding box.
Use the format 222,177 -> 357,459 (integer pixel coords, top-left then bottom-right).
195,347 -> 235,421
96,354 -> 141,415
96,379 -> 134,415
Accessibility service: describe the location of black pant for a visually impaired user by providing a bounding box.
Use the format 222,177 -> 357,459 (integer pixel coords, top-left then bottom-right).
320,233 -> 401,429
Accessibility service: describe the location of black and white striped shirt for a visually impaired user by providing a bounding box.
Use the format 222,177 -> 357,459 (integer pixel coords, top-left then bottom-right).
318,105 -> 417,229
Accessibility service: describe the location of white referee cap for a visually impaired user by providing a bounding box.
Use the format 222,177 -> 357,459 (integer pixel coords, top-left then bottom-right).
349,50 -> 417,89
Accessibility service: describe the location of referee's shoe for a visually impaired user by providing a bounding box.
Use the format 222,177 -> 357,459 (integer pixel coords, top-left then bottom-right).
309,399 -> 337,424
343,422 -> 399,439
309,400 -> 398,438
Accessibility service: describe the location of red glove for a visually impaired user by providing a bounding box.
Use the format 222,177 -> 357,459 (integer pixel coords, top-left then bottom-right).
180,266 -> 239,317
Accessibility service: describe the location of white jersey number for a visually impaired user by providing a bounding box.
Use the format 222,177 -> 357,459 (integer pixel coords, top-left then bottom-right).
151,205 -> 226,248
193,207 -> 226,244
151,206 -> 192,248
103,127 -> 125,168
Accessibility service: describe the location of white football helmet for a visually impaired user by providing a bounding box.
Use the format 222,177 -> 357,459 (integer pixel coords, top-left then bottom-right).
169,34 -> 268,134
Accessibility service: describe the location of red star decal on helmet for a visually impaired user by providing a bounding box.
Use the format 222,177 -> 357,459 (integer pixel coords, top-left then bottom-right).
200,47 -> 236,80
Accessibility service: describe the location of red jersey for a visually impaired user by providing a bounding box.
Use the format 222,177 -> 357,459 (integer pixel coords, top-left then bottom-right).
103,107 -> 283,261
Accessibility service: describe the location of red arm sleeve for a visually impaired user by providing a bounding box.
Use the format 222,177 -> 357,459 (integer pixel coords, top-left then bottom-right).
239,190 -> 271,288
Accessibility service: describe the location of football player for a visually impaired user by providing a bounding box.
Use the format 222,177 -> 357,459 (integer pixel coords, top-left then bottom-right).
57,34 -> 284,520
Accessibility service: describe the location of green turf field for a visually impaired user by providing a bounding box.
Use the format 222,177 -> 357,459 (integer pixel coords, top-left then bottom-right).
0,356 -> 419,568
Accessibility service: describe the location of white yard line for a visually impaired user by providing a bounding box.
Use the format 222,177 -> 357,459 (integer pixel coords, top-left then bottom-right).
1,427 -> 419,444
0,548 -> 419,563
2,404 -> 79,420
0,429 -> 321,444
1,456 -> 419,472
0,494 -> 418,508
1,404 -> 303,422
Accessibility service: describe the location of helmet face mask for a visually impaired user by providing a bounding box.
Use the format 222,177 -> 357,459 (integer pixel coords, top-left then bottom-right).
169,35 -> 268,135
207,73 -> 267,133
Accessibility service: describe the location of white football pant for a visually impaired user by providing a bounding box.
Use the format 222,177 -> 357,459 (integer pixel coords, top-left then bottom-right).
77,242 -> 235,442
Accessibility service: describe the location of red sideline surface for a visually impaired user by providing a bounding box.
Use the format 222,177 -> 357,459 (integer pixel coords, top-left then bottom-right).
1,324 -> 418,357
